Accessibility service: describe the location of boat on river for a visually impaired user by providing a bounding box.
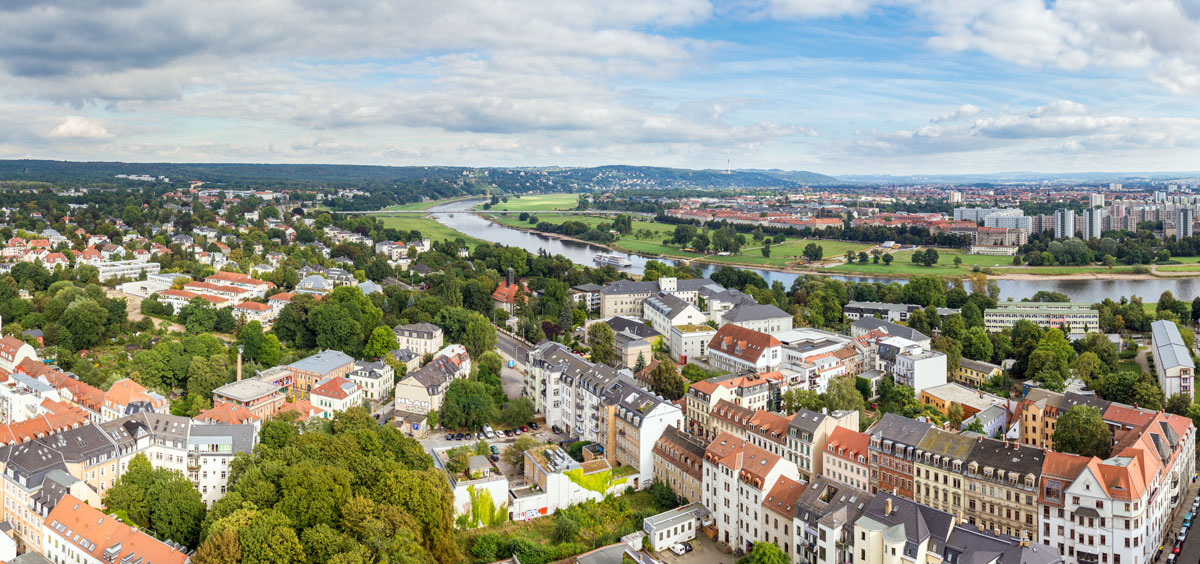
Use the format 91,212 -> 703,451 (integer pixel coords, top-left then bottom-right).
593,254 -> 632,267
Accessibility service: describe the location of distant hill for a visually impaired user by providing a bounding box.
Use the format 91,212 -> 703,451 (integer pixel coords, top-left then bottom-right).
0,160 -> 838,191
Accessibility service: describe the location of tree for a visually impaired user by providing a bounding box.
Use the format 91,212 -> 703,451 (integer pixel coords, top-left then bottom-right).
238,321 -> 265,361
965,419 -> 985,434
932,336 -> 961,375
738,541 -> 788,564
781,389 -> 825,414
761,242 -> 771,258
953,256 -> 963,268
1166,392 -> 1193,416
588,322 -> 615,365
1053,405 -> 1113,459
59,299 -> 109,351
364,326 -> 399,359
463,316 -> 497,360
802,243 -> 823,262
824,375 -> 865,412
148,474 -> 207,547
1071,352 -> 1104,385
649,362 -> 686,401
499,398 -> 535,427
947,402 -> 965,429
960,327 -> 993,361
633,352 -> 647,372
882,253 -> 893,265
441,380 -> 497,431
503,435 -> 541,469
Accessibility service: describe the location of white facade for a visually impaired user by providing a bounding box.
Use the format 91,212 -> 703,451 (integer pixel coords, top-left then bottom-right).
644,294 -> 707,337
97,259 -> 161,281
1054,209 -> 1075,239
668,324 -> 716,363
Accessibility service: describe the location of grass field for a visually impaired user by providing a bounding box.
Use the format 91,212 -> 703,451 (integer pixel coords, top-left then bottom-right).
825,250 -> 1014,276
1155,264 -> 1200,272
493,213 -> 872,268
378,215 -> 483,246
489,193 -> 580,212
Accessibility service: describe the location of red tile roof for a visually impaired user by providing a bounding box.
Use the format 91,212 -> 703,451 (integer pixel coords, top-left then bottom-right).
708,324 -> 781,363
825,426 -> 870,466
46,495 -> 188,564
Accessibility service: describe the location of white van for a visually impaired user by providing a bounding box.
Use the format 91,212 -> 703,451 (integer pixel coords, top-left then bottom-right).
483,425 -> 496,439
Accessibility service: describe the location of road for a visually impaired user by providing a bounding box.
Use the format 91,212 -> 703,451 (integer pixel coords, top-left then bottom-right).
496,331 -> 532,369
1164,473 -> 1200,563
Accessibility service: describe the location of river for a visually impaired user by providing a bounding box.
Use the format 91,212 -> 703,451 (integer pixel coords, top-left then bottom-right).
426,199 -> 1198,302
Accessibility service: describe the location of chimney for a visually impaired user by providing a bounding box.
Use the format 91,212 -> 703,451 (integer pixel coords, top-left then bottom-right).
993,528 -> 1001,537
884,498 -> 893,515
507,267 -> 515,287
236,345 -> 244,382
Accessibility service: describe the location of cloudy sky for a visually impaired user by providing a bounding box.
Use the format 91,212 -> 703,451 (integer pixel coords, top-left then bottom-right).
4,0 -> 1200,174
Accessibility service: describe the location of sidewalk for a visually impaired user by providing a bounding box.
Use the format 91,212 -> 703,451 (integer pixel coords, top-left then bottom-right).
1156,471 -> 1200,564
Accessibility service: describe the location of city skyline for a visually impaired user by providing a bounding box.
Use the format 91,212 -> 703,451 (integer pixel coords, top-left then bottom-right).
4,1 -> 1200,174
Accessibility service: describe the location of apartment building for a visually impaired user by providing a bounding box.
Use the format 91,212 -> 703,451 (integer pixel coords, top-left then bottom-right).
963,438 -> 1044,541
876,336 -> 947,394
823,427 -> 871,492
43,495 -> 189,564
708,324 -> 782,374
734,443 -> 797,553
643,292 -> 707,337
852,493 -> 954,564
759,476 -> 805,558
393,322 -> 444,356
285,349 -> 356,397
599,277 -> 719,318
684,373 -> 772,442
348,360 -> 394,401
311,376 -> 364,418
703,432 -> 747,548
651,425 -> 706,504
669,323 -> 716,363
606,378 -> 684,490
722,304 -> 792,334
746,410 -> 792,459
1151,319 -> 1194,399
785,408 -> 859,484
792,476 -> 872,564
204,271 -> 275,298
96,260 -> 161,282
868,412 -> 933,498
0,336 -> 38,374
983,302 -> 1100,337
913,428 -> 977,516
955,358 -> 1002,389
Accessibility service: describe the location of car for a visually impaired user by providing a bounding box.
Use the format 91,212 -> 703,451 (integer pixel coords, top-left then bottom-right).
446,434 -> 454,441
529,422 -> 539,430
455,433 -> 464,440
552,425 -> 562,434
513,428 -> 522,436
491,445 -> 500,454
521,426 -> 530,433
1168,553 -> 1177,564
669,544 -> 687,556
490,454 -> 500,462
1174,544 -> 1182,554
504,429 -> 513,437
1178,533 -> 1186,544
684,542 -> 693,553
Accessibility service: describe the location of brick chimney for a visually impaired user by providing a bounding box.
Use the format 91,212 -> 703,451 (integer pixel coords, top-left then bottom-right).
236,345 -> 244,382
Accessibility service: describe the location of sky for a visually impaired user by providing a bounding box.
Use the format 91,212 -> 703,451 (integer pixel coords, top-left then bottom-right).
5,0 -> 1200,175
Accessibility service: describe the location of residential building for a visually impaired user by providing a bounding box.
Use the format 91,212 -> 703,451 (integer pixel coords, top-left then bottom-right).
746,410 -> 793,459
204,271 -> 275,298
607,378 -> 684,490
823,426 -> 871,492
99,379 -> 169,422
570,283 -> 602,312
785,408 -> 859,484
850,318 -> 931,349
393,322 -> 443,356
876,337 -> 947,394
394,352 -> 466,415
604,316 -> 664,350
1179,207 -> 1195,241
792,476 -> 872,564
0,373 -> 60,424
962,437 -> 1044,541
491,270 -> 527,315
1081,207 -> 1105,240
1151,319 -> 1194,399
651,424 -> 706,504
43,495 -> 189,564
843,301 -> 917,323
211,378 -> 286,420
668,323 -> 716,363
722,304 -> 792,334
186,423 -> 257,506
867,412 -> 933,498
913,428 -> 977,515
852,493 -> 954,564
310,376 -> 364,418
919,382 -> 1006,421
0,336 -> 38,374
614,329 -> 653,369
1053,209 -> 1075,239
759,476 -> 804,558
955,357 -> 1002,388
984,302 -> 1100,336
643,292 -> 707,337
685,373 -> 772,442
599,277 -> 719,318
703,432 -> 746,548
708,324 -> 782,374
349,360 -> 394,401
286,349 -> 356,397
233,300 -> 273,325
736,442 -> 796,552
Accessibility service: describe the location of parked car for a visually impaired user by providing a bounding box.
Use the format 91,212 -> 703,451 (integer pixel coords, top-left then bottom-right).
514,428 -> 522,436
551,425 -> 562,434
669,544 -> 686,556
491,445 -> 500,455
445,434 -> 454,441
521,426 -> 530,433
483,425 -> 496,439
490,454 -> 499,462
455,433 -> 464,440
529,422 -> 539,430
683,542 -> 693,553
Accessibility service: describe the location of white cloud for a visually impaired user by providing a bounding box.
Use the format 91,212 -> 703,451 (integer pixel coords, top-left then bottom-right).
47,116 -> 113,139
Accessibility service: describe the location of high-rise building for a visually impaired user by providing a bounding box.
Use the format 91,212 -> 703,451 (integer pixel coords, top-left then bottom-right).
1178,208 -> 1194,241
1088,193 -> 1104,208
1081,207 -> 1105,239
1109,182 -> 1122,191
948,190 -> 962,203
1053,209 -> 1075,239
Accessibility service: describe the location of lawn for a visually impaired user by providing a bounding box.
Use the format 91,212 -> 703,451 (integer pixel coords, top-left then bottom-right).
494,212 -> 872,268
489,193 -> 581,212
378,214 -> 484,246
382,195 -> 475,211
1117,359 -> 1143,374
1155,264 -> 1200,272
825,250 -> 1012,276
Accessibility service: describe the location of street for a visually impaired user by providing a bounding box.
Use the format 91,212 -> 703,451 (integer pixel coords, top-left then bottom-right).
1164,473 -> 1200,563
496,330 -> 533,400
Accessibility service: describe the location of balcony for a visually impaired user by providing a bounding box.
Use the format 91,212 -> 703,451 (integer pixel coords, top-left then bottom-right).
187,454 -> 201,470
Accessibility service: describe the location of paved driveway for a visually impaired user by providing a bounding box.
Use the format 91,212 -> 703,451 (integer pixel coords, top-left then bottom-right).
655,533 -> 734,564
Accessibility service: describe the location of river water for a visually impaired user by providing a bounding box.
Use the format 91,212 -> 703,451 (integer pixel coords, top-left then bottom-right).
426,199 -> 1200,302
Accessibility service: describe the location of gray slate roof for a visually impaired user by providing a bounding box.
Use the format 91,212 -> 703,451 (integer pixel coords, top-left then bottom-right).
723,304 -> 791,323
289,349 -> 355,375
852,317 -> 930,342
1151,319 -> 1195,370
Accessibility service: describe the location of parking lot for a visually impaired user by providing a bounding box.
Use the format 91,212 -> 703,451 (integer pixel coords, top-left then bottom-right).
655,533 -> 734,564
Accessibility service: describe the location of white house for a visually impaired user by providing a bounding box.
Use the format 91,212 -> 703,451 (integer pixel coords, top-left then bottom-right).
310,376 -> 364,417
